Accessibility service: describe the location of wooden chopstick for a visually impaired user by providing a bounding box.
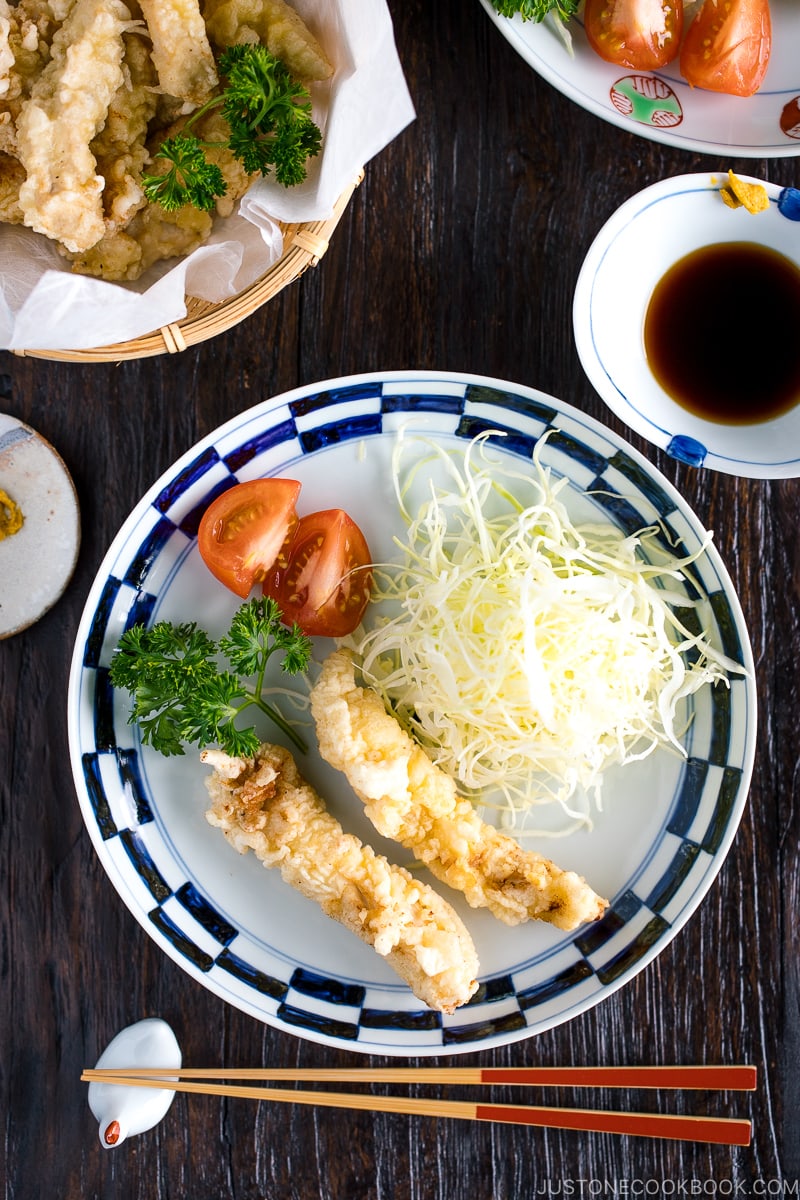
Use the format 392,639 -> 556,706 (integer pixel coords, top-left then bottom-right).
80,1071 -> 754,1146
82,1064 -> 757,1090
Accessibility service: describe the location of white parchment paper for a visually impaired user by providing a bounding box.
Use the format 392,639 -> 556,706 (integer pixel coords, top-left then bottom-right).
0,0 -> 415,352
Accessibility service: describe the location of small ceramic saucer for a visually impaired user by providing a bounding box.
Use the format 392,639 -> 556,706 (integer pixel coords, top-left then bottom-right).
0,414 -> 80,637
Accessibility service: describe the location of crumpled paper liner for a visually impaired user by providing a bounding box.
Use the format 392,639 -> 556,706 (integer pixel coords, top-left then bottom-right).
0,0 -> 415,352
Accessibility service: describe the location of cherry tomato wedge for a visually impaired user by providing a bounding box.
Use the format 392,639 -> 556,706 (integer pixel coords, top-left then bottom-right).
263,508 -> 373,638
198,478 -> 301,599
584,0 -> 683,70
680,0 -> 771,97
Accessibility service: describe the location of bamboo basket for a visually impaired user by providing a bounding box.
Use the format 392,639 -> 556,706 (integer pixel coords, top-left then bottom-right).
18,171 -> 363,365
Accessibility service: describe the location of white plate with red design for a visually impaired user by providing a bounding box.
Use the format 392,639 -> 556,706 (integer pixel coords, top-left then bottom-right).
479,0 -> 800,158
67,370 -> 757,1054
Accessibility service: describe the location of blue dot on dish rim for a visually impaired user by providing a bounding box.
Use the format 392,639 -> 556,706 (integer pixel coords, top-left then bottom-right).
778,187 -> 800,221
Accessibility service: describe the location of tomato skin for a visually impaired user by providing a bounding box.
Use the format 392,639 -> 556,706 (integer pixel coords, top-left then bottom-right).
584,0 -> 683,70
680,0 -> 771,97
198,478 -> 301,599
263,508 -> 373,638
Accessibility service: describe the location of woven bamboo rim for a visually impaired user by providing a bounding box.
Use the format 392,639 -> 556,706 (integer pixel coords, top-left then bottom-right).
18,171 -> 363,364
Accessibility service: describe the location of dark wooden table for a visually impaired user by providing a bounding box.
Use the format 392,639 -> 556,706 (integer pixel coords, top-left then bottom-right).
2,1 -> 799,1195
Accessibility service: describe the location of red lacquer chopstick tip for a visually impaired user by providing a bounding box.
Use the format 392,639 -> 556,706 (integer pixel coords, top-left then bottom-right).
474,1104 -> 752,1147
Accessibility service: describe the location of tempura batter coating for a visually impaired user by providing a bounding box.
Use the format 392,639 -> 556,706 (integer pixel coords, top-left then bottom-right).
0,151 -> 24,222
1,0 -> 331,279
90,31 -> 158,231
0,2 -> 14,101
63,108 -> 249,278
16,0 -> 131,253
203,0 -> 333,81
202,742 -> 480,1014
139,0 -> 217,106
62,200 -> 212,280
311,651 -> 608,932
0,0 -> 78,156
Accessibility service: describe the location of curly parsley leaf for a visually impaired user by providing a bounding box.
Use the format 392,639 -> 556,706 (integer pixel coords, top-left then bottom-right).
141,135 -> 227,212
219,596 -> 311,679
109,598 -> 311,757
177,672 -> 261,759
490,0 -> 579,19
221,44 -> 323,185
142,43 -> 322,211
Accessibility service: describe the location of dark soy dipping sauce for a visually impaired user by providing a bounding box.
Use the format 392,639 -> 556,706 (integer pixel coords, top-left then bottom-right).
643,241 -> 800,425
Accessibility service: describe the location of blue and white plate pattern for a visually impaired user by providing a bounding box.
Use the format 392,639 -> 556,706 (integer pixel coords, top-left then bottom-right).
479,0 -> 800,159
67,371 -> 756,1055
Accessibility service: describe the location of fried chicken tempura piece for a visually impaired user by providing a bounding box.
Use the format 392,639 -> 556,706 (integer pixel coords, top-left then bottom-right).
311,652 -> 608,933
16,0 -> 131,253
64,102 -> 257,278
202,742 -> 480,1014
203,0 -> 333,82
0,2 -> 14,101
0,152 -> 24,222
90,31 -> 158,231
0,0 -> 77,157
62,198 -> 212,279
139,0 -> 217,107
63,107 -> 251,279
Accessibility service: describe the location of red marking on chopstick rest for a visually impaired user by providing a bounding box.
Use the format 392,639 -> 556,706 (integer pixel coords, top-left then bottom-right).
479,1066 -> 758,1090
474,1104 -> 752,1146
104,1121 -> 121,1146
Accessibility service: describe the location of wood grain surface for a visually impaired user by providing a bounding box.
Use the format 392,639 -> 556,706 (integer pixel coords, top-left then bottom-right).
2,1 -> 799,1195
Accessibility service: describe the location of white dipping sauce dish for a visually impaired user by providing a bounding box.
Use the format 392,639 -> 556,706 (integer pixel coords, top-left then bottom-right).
573,172 -> 800,479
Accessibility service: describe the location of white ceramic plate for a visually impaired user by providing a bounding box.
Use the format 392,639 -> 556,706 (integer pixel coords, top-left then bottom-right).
573,172 -> 800,478
479,0 -> 800,158
67,371 -> 756,1055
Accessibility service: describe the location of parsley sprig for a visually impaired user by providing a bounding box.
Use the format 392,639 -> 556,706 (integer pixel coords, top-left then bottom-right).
490,0 -> 579,20
109,597 -> 312,758
142,44 -> 322,212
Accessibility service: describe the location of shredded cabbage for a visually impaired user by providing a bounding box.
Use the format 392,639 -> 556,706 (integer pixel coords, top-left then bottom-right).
347,430 -> 742,836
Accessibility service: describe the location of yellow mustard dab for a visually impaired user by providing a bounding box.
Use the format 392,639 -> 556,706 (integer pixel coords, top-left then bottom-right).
0,488 -> 24,539
720,170 -> 770,214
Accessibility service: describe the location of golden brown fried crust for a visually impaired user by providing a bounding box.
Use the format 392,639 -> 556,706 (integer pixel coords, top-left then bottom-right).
202,0 -> 333,81
0,151 -> 24,221
202,742 -> 480,1014
1,0 -> 331,276
138,0 -> 218,106
15,0 -> 132,253
90,30 -> 158,230
310,650 -> 608,932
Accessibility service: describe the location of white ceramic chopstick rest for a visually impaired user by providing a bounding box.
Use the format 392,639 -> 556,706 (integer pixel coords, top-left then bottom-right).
88,1019 -> 182,1149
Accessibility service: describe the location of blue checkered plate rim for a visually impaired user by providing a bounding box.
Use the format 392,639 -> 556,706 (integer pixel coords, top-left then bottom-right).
67,370 -> 757,1055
